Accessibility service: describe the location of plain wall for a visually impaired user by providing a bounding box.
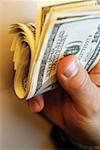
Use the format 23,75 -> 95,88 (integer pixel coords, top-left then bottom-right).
0,1 -> 54,150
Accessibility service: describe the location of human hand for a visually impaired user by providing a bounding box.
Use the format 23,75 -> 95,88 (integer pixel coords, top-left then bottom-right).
27,55 -> 100,146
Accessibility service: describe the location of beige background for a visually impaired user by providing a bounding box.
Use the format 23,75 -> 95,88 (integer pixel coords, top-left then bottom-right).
0,1 -> 54,150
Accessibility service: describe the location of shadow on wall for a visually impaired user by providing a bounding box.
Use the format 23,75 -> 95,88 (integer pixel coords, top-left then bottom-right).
0,31 -> 14,90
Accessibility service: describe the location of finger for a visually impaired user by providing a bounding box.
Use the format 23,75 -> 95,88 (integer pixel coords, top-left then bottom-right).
27,95 -> 44,112
90,74 -> 100,87
57,55 -> 99,106
90,61 -> 100,74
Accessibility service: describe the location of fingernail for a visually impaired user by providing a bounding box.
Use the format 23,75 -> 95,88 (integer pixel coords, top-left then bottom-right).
63,60 -> 79,78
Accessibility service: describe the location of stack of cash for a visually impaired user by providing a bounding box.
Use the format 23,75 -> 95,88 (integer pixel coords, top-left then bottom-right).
10,0 -> 100,99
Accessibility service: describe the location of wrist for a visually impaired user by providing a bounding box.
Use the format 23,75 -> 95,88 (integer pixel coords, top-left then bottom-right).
51,125 -> 100,150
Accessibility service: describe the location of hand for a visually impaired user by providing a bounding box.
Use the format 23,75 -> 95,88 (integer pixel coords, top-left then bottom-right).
27,55 -> 100,146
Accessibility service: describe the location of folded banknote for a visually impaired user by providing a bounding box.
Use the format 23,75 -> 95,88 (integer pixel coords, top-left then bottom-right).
10,0 -> 100,99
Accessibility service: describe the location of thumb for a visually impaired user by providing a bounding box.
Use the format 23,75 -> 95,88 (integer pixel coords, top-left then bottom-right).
57,55 -> 98,106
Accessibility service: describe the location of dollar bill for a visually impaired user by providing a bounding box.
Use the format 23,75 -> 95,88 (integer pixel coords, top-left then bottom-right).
27,15 -> 100,99
36,0 -> 97,43
40,0 -> 97,31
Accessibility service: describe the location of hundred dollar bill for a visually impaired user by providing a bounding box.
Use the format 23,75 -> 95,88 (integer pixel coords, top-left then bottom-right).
36,0 -> 98,44
39,0 -> 98,32
27,15 -> 100,99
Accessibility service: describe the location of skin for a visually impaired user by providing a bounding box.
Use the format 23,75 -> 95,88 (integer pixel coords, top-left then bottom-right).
27,55 -> 100,146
